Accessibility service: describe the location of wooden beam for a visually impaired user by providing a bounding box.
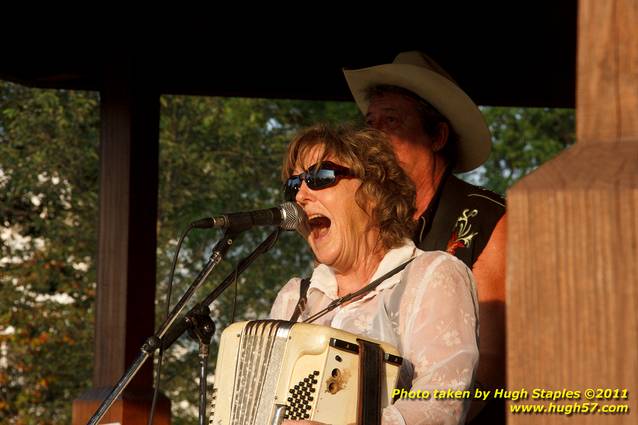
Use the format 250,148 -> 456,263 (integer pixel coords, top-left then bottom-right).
577,0 -> 638,143
72,56 -> 170,424
507,0 -> 638,423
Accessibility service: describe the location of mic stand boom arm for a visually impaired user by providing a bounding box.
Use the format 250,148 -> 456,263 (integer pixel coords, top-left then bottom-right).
160,229 -> 282,424
158,229 -> 281,352
86,230 -> 237,425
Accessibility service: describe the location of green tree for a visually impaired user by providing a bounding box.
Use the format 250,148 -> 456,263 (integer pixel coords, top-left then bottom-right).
0,83 -> 99,423
464,107 -> 575,194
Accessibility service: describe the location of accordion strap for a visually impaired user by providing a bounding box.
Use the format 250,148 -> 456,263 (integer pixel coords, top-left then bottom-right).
357,339 -> 384,425
303,257 -> 415,324
288,277 -> 311,322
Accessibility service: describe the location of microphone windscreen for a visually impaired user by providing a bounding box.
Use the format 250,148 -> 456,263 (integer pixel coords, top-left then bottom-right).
280,202 -> 308,232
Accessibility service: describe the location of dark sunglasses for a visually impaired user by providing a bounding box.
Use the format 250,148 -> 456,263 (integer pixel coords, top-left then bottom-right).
284,161 -> 354,201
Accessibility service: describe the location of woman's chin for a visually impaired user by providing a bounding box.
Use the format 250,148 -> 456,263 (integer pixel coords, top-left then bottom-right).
314,254 -> 335,267
310,245 -> 338,267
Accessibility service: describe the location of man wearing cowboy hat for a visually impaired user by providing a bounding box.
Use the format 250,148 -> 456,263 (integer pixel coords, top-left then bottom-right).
345,51 -> 506,423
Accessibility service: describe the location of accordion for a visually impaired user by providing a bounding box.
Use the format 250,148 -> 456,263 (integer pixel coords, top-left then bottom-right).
209,320 -> 402,425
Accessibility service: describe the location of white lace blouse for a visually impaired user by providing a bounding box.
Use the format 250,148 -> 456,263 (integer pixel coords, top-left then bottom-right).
269,240 -> 479,425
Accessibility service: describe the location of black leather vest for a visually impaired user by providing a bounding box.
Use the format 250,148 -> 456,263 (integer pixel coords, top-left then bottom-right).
414,171 -> 505,268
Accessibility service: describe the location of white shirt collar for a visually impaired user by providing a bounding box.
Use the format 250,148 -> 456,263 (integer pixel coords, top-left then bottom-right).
308,239 -> 419,300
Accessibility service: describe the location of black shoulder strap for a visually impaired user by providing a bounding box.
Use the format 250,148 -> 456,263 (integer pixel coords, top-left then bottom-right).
288,278 -> 311,322
304,257 -> 415,324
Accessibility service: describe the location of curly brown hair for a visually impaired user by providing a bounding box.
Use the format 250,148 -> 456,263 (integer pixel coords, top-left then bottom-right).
283,124 -> 417,250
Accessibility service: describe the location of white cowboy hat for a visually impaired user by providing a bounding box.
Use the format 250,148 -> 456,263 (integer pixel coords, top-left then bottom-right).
343,51 -> 491,172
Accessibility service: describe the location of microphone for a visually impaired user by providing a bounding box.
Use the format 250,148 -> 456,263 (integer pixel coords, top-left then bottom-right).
190,202 -> 306,232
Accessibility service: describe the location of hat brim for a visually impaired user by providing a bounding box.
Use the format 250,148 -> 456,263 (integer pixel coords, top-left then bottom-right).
344,63 -> 491,172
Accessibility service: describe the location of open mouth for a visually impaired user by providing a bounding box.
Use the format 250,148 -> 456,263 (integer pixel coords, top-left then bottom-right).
308,214 -> 331,239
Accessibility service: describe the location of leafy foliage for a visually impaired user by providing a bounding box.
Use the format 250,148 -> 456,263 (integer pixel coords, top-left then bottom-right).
463,107 -> 575,194
0,82 -> 573,424
0,84 -> 99,423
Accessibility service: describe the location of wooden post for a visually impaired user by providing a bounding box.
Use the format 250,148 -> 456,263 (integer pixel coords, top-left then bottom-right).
506,0 -> 638,424
72,56 -> 170,424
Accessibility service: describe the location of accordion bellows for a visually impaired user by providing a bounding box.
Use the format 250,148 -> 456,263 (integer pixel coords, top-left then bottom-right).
209,320 -> 402,425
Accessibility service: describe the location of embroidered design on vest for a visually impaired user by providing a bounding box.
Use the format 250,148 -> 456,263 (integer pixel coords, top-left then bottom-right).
446,209 -> 479,255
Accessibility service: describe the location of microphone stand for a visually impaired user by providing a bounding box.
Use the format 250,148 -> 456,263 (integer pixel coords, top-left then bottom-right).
156,228 -> 281,424
87,230 -> 237,425
87,228 -> 283,425
184,304 -> 215,425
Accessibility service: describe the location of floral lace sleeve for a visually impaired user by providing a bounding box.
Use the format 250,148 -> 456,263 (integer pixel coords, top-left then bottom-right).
383,253 -> 479,425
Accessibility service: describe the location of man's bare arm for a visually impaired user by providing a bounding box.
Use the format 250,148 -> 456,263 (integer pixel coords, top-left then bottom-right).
472,213 -> 507,389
